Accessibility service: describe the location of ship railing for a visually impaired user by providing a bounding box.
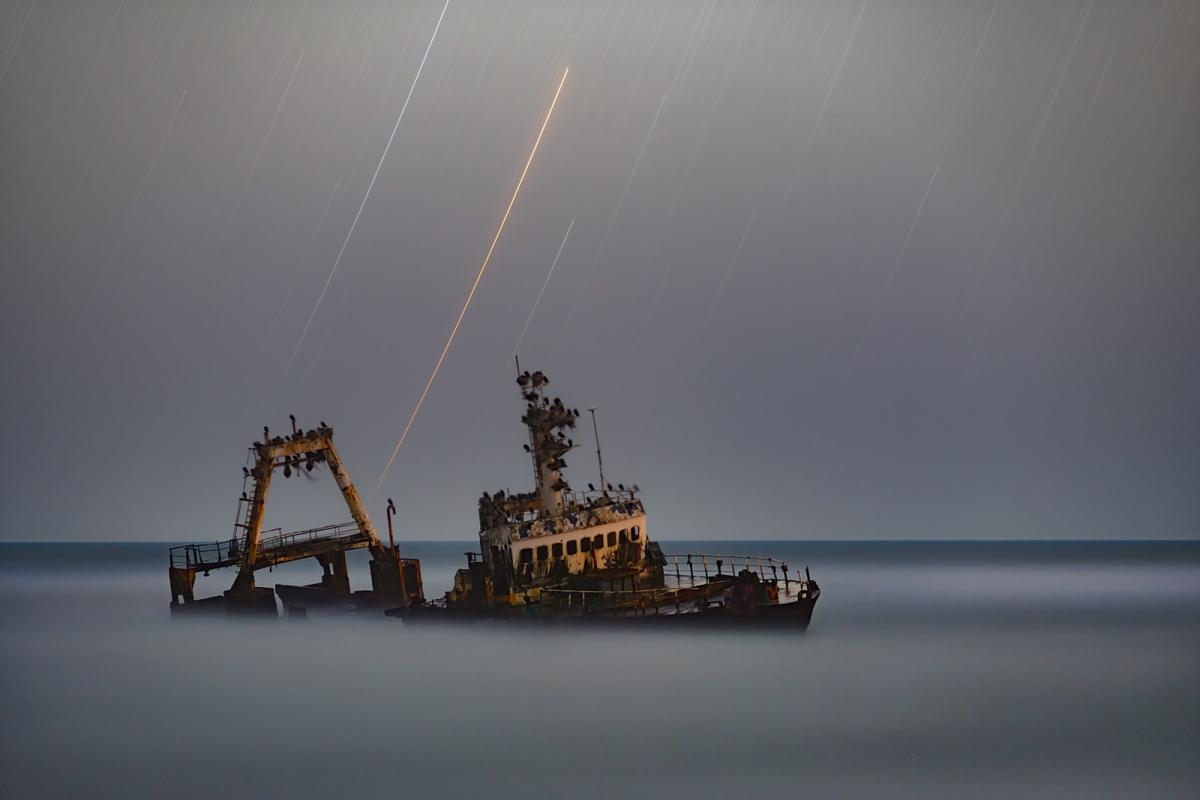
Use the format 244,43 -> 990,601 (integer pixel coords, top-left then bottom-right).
538,581 -> 815,615
562,488 -> 639,507
169,521 -> 369,570
538,560 -> 815,616
661,553 -> 808,590
257,521 -> 366,556
170,536 -> 249,570
494,491 -> 643,530
539,585 -> 700,616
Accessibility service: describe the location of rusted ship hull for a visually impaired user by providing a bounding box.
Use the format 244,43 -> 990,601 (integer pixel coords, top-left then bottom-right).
383,583 -> 820,629
170,368 -> 823,630
383,597 -> 818,628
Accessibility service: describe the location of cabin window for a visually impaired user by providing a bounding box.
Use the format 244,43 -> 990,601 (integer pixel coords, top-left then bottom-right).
566,540 -> 578,556
593,534 -> 604,551
536,545 -> 549,562
607,531 -> 616,547
580,537 -> 591,552
552,542 -> 563,559
518,548 -> 533,564
619,529 -> 628,543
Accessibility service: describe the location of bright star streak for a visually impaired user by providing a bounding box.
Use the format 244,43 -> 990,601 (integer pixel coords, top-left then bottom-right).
373,67 -> 570,497
288,0 -> 451,370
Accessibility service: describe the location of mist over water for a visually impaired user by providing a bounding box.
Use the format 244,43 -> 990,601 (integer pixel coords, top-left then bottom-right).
2,541 -> 1197,799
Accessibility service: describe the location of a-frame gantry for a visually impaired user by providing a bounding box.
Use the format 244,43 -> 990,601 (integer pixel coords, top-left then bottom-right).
169,421 -> 422,614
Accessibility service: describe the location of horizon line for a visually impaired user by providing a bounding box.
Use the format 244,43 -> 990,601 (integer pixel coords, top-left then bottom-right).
2,537 -> 1198,545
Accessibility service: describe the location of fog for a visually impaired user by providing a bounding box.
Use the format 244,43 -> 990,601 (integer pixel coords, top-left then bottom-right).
2,541 -> 1198,798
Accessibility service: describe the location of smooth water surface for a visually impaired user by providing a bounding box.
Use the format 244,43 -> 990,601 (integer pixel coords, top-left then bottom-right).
2,541 -> 1197,798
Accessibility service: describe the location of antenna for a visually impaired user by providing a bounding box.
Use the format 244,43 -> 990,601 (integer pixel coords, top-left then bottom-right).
588,408 -> 607,497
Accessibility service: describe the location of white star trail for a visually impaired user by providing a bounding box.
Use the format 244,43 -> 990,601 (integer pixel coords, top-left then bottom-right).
690,212 -> 756,357
83,0 -> 125,91
620,2 -> 752,361
457,218 -> 576,468
1158,50 -> 1200,159
809,2 -> 837,69
339,2 -> 428,183
434,0 -> 514,180
564,86 -> 670,324
703,0 -> 755,108
164,0 -> 201,79
971,42 -> 1116,370
272,174 -> 344,331
201,13 -> 305,273
974,0 -> 1093,278
933,0 -> 1000,151
963,0 -> 1093,372
785,0 -> 870,201
1048,44 -> 1117,218
510,220 -> 575,370
288,0 -> 451,370
0,0 -> 37,88
213,47 -> 306,295
566,0 -> 712,334
373,67 -> 570,497
846,161 -> 941,378
678,1 -> 717,92
957,0 -> 999,101
101,89 -> 188,277
603,0 -> 673,150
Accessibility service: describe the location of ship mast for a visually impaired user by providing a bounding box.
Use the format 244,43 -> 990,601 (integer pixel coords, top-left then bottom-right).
515,369 -> 577,518
588,408 -> 607,498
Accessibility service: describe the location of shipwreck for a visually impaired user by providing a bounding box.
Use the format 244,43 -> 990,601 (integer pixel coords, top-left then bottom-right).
168,368 -> 819,627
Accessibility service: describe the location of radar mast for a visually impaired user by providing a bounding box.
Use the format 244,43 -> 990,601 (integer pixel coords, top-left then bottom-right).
516,369 -> 577,518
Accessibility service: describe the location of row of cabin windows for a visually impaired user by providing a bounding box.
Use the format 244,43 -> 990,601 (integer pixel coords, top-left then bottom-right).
517,526 -> 641,563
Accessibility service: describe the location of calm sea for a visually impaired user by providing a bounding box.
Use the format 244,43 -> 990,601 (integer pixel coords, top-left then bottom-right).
2,540 -> 1197,799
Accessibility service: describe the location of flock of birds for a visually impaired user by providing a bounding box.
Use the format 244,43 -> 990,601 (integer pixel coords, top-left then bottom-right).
239,414 -> 334,485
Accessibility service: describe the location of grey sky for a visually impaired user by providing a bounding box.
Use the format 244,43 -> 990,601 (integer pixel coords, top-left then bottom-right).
1,0 -> 1197,540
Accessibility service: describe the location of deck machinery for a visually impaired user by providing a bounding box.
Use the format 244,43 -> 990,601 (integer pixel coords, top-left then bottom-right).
168,423 -> 423,614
